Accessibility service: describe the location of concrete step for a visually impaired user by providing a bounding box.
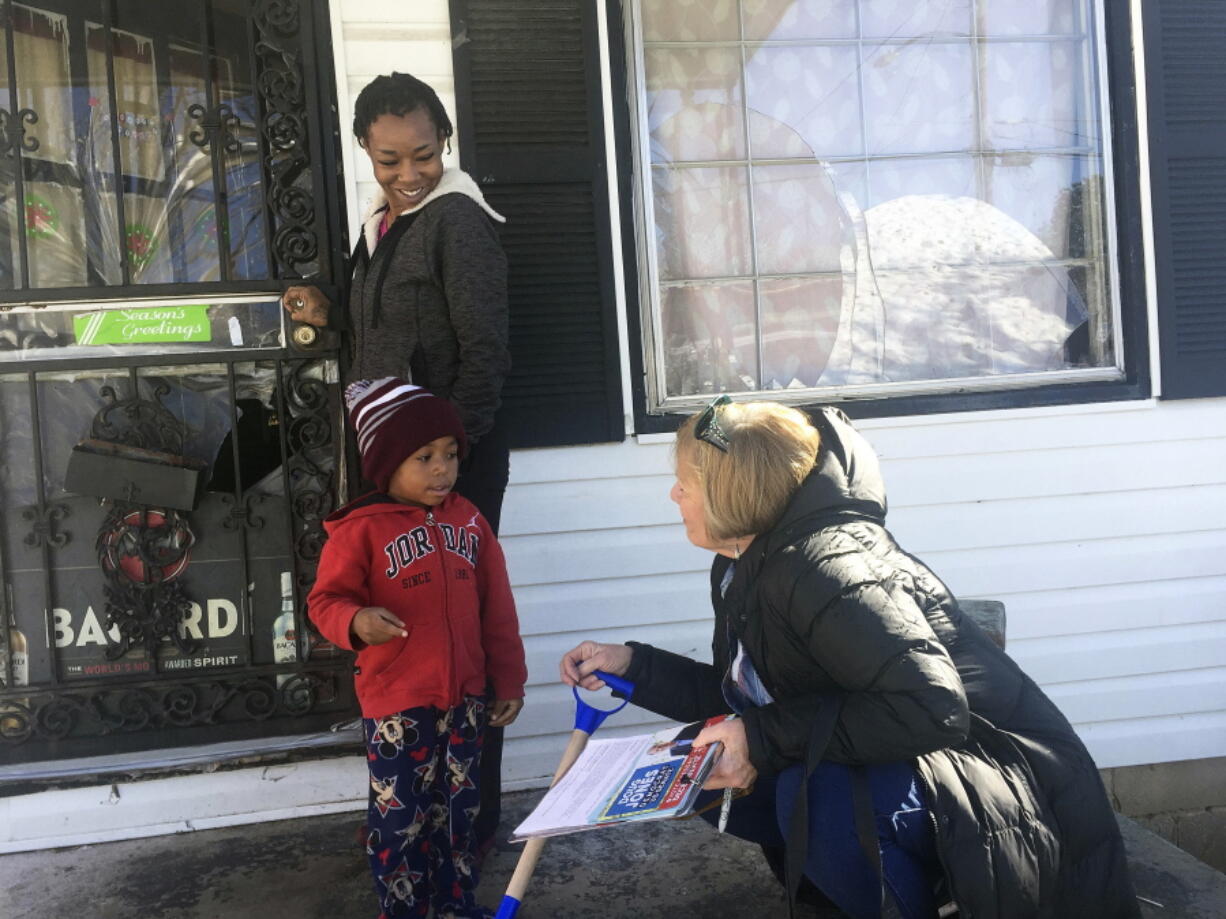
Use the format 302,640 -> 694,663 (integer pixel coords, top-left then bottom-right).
0,789 -> 1223,918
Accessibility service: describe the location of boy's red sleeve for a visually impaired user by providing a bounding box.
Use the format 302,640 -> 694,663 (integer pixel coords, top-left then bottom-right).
307,525 -> 370,652
475,519 -> 527,701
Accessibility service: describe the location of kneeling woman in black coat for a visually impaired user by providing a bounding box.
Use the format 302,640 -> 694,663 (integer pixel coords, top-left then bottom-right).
560,399 -> 1138,919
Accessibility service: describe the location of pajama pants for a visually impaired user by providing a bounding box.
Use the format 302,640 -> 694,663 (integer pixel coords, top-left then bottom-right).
364,696 -> 489,919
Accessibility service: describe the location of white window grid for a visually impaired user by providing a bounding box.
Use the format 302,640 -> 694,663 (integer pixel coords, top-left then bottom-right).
626,0 -> 1127,411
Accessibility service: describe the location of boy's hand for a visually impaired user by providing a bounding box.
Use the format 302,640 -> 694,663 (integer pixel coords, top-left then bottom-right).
488,698 -> 523,727
351,607 -> 408,646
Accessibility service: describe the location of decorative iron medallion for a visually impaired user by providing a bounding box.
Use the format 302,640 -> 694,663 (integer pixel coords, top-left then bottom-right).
97,504 -> 198,660
91,382 -> 185,453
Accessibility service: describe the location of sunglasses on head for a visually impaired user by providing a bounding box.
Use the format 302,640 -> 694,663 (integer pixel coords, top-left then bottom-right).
694,394 -> 732,452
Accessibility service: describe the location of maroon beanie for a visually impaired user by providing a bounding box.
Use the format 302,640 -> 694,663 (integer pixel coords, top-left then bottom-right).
344,378 -> 468,492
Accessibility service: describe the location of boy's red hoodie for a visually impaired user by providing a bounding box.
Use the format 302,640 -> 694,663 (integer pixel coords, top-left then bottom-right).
308,491 -> 526,719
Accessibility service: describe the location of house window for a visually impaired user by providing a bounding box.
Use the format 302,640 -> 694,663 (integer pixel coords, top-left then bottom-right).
627,0 -> 1124,409
1,0 -> 327,295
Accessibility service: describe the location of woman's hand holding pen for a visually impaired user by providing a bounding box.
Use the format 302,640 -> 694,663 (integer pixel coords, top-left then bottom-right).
558,640 -> 632,691
694,717 -> 757,791
281,284 -> 332,327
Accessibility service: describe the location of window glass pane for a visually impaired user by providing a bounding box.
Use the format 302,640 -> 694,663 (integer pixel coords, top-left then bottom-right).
862,42 -> 976,155
645,48 -> 745,163
985,153 -> 1099,260
743,0 -> 857,41
860,0 -> 973,38
0,36 -> 9,290
1,1 -> 271,292
12,4 -> 88,289
746,45 -> 862,159
166,38 -> 224,281
981,0 -> 1080,36
871,261 -> 1086,380
211,0 -> 268,282
86,24 -> 168,284
983,40 -> 1095,150
867,155 -> 978,209
636,0 -> 1119,404
652,166 -> 752,280
661,282 -> 757,395
639,0 -> 740,42
752,164 -> 849,275
760,276 -> 842,389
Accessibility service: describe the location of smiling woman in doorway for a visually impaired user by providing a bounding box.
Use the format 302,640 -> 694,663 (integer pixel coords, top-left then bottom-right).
281,71 -> 512,862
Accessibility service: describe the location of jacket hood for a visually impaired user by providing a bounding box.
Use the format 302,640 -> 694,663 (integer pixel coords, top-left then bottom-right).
361,167 -> 506,254
323,490 -> 465,533
771,407 -> 888,540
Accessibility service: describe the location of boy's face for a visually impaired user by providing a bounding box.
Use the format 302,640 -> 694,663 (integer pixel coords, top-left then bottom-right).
387,435 -> 460,508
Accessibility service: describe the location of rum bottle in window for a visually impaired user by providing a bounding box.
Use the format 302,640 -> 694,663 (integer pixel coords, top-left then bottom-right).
2,613 -> 28,687
1,612 -> 30,734
273,571 -> 297,688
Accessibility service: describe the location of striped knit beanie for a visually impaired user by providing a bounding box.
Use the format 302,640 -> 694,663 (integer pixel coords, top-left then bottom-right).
343,378 -> 468,492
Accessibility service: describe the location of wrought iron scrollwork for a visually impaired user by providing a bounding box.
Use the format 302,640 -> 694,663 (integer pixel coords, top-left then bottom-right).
253,0 -> 319,275
0,106 -> 39,157
257,0 -> 300,36
282,359 -> 335,589
0,670 -> 339,744
221,492 -> 268,532
92,383 -> 185,454
187,102 -> 242,156
22,502 -> 70,549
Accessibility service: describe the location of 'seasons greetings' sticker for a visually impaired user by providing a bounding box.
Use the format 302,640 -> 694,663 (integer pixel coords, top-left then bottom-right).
74,305 -> 210,345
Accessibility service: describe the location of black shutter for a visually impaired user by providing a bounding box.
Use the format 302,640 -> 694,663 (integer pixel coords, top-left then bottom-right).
450,0 -> 623,447
1145,1 -> 1226,399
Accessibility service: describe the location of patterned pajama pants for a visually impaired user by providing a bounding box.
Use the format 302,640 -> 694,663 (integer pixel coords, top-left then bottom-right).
364,696 -> 489,919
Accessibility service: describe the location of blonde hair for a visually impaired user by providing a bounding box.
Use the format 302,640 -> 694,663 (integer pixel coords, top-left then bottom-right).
674,401 -> 821,542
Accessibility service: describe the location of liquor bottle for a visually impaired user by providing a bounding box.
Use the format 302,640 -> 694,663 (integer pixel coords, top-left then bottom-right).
272,571 -> 297,688
1,612 -> 28,688
1,613 -> 29,734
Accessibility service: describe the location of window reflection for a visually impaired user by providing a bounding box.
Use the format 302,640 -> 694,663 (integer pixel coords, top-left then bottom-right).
639,0 -> 1116,400
1,1 -> 268,291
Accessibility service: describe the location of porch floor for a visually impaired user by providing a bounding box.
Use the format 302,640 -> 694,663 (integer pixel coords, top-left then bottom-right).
1,787 -> 1223,918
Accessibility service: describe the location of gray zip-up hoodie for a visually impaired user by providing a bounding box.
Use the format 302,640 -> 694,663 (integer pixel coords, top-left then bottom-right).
344,169 -> 509,440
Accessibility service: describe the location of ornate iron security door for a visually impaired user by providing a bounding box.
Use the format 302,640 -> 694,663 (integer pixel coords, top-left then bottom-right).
0,0 -> 354,765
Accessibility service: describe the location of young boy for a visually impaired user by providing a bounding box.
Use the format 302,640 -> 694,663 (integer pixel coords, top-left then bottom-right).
309,377 -> 526,919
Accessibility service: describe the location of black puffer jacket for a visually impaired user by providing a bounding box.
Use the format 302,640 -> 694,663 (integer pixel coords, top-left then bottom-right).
623,407 -> 1139,918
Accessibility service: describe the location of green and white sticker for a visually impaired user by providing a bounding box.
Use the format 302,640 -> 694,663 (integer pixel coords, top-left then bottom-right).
74,305 -> 211,345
